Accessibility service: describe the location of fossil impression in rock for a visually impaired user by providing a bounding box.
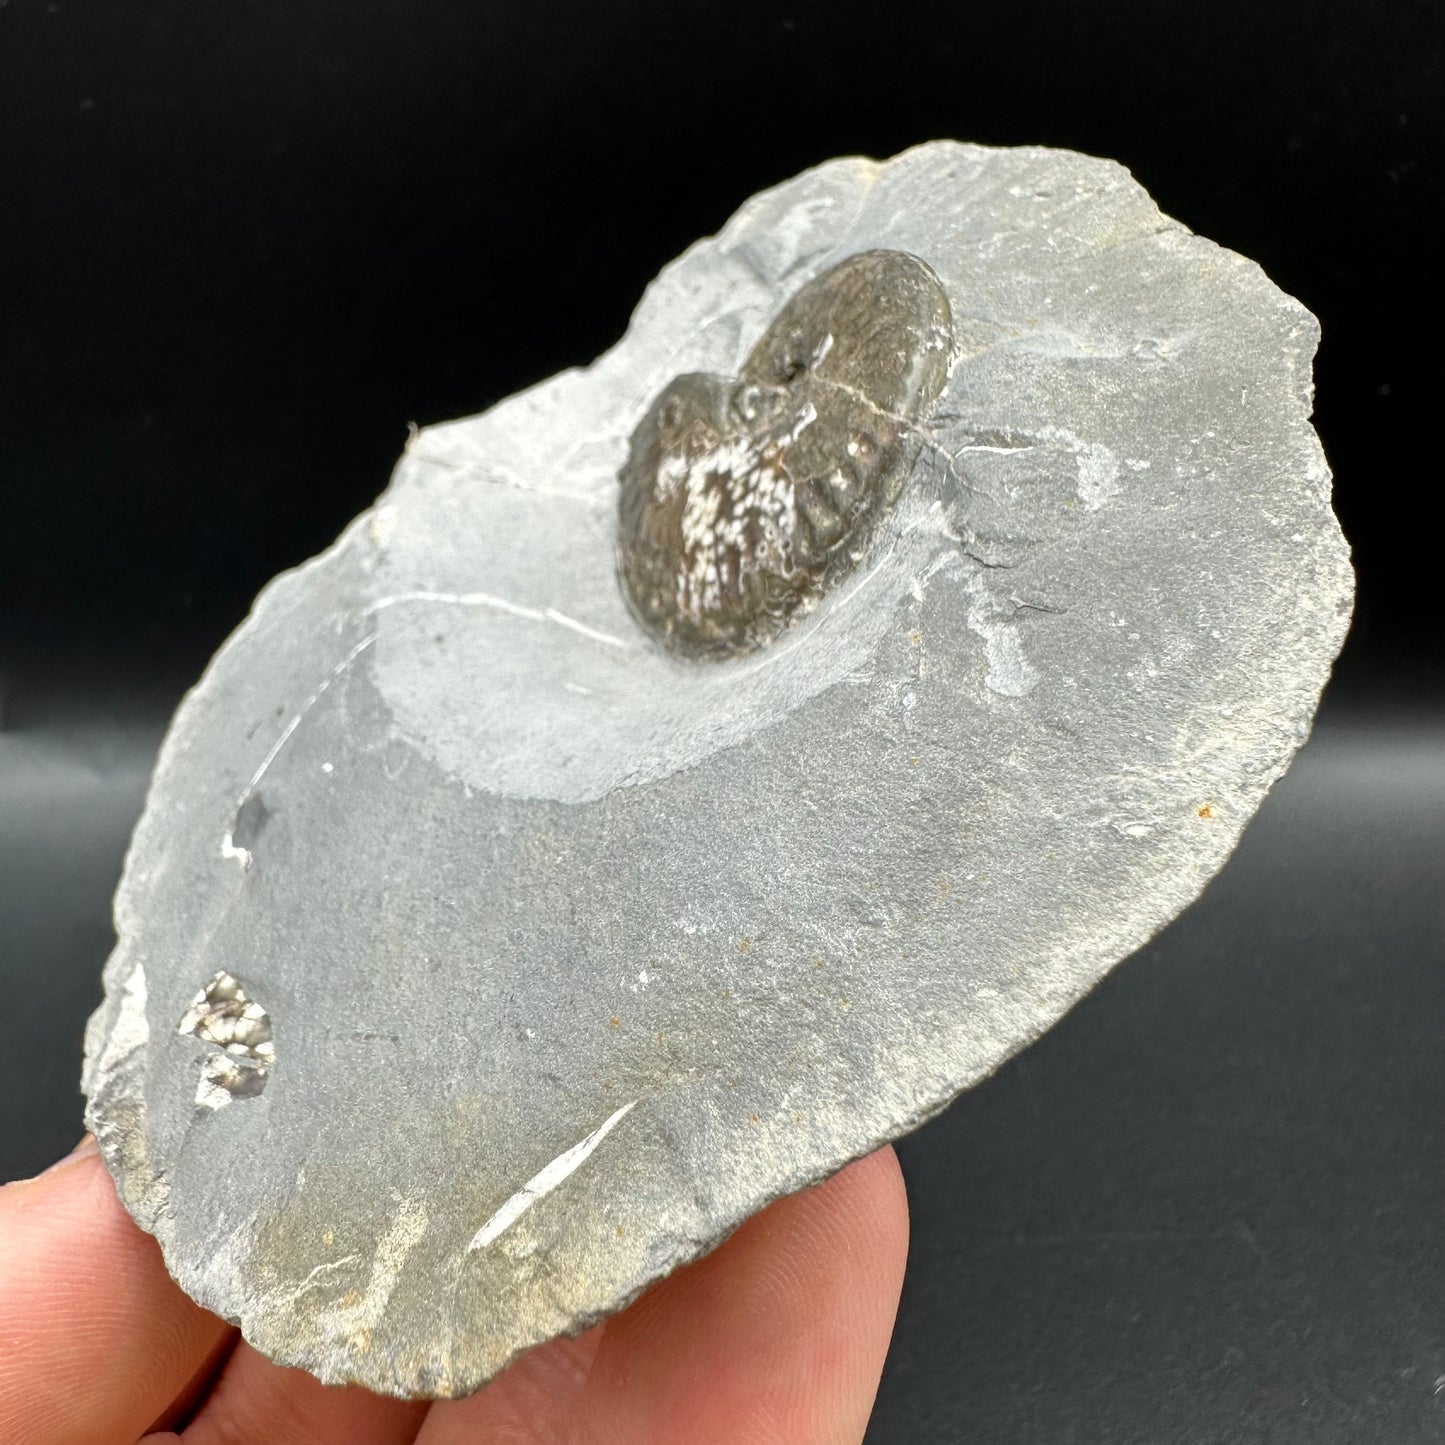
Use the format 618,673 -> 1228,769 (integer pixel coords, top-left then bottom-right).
83,141 -> 1353,1398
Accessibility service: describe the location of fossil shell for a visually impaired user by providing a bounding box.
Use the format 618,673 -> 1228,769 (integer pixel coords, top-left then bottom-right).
617,250 -> 954,658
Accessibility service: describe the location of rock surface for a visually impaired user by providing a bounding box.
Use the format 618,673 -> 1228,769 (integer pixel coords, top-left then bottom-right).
83,141 -> 1352,1397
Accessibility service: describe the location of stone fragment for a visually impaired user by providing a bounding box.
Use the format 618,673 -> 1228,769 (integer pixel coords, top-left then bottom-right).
83,141 -> 1352,1398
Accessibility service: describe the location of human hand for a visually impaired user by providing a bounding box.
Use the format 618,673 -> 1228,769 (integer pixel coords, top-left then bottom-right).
0,1136 -> 908,1445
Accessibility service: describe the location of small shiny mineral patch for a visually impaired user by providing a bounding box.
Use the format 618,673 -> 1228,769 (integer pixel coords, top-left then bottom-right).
177,970 -> 274,1109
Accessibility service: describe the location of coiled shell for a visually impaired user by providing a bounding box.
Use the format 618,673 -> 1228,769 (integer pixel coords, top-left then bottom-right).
618,249 -> 954,659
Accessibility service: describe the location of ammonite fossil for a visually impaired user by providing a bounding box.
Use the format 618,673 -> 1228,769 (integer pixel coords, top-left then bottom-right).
617,249 -> 955,659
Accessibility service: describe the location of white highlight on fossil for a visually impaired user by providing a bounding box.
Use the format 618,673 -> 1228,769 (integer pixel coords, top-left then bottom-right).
467,1100 -> 637,1252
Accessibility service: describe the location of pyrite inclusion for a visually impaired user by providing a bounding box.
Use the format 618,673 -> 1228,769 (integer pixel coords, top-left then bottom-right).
83,142 -> 1353,1397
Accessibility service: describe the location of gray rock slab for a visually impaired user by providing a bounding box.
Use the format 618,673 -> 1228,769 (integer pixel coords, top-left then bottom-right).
82,141 -> 1352,1398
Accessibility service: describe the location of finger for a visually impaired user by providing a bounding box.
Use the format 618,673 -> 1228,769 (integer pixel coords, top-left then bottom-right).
418,1143 -> 909,1445
582,1146 -> 910,1445
0,1138 -> 237,1445
142,1327 -> 239,1435
179,1341 -> 428,1445
410,1323 -> 604,1444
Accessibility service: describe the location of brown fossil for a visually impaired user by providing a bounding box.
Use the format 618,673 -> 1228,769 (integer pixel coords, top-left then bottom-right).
617,249 -> 954,660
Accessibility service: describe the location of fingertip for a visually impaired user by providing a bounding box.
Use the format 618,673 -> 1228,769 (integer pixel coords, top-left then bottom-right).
180,1341 -> 429,1445
0,1146 -> 235,1445
794,1142 -> 910,1260
579,1144 -> 911,1445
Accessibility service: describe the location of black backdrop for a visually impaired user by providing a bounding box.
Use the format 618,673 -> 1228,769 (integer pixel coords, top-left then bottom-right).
1,3 -> 1441,1442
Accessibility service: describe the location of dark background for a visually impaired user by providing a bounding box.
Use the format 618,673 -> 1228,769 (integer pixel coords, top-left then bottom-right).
1,2 -> 1441,1442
